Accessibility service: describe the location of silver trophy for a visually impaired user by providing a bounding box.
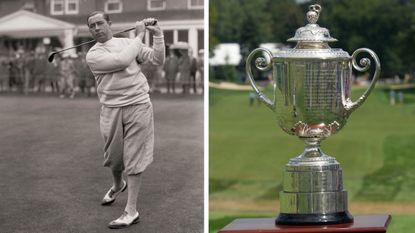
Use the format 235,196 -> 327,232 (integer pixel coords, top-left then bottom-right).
246,4 -> 380,225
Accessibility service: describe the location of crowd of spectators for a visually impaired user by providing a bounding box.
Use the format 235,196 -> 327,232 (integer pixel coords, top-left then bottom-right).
164,46 -> 204,94
0,50 -> 95,97
0,45 -> 204,97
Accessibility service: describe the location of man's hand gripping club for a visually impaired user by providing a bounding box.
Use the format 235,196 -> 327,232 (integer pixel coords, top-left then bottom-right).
135,18 -> 163,42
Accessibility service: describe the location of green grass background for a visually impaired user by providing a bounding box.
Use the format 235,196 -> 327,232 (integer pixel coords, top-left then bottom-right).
209,86 -> 415,233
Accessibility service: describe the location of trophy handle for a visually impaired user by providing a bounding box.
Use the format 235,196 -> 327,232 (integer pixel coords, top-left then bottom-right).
342,48 -> 381,113
246,48 -> 275,110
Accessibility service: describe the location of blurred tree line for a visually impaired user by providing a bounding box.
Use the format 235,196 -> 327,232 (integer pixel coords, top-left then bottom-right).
210,0 -> 415,79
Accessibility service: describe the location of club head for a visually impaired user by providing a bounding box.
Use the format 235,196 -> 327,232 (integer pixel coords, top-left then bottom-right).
47,52 -> 56,63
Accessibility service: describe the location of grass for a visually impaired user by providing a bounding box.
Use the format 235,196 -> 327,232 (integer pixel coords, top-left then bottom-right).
0,94 -> 204,233
209,86 -> 415,232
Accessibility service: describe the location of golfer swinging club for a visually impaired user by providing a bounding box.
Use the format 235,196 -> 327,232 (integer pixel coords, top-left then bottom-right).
85,11 -> 165,229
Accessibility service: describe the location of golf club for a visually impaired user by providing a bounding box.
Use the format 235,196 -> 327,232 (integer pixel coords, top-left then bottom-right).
47,19 -> 157,63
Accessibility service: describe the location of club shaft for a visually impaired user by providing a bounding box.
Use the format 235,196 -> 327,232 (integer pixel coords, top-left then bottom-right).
48,20 -> 157,62
53,27 -> 136,55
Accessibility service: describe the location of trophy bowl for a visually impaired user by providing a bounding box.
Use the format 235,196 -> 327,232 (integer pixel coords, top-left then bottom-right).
246,4 -> 380,225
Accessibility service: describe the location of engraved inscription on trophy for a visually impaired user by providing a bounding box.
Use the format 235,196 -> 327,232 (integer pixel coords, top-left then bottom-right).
302,62 -> 342,115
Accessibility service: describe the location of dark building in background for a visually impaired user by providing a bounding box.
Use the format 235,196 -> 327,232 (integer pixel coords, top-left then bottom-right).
0,0 -> 204,56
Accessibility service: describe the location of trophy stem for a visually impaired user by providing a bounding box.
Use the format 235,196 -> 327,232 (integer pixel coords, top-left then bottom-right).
288,138 -> 338,166
301,138 -> 323,158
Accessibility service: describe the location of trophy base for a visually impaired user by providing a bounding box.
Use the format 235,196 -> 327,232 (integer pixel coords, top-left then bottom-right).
276,211 -> 354,225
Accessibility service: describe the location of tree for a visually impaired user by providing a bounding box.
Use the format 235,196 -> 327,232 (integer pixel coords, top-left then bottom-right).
209,1 -> 219,56
320,0 -> 415,77
210,0 -> 415,78
210,0 -> 304,53
267,0 -> 304,44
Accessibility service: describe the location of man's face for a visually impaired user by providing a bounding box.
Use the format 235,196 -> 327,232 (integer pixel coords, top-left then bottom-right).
88,14 -> 112,43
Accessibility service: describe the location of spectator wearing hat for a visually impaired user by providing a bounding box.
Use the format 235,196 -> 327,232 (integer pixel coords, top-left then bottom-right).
164,46 -> 179,94
58,53 -> 76,98
178,49 -> 191,94
196,49 -> 204,93
189,48 -> 198,94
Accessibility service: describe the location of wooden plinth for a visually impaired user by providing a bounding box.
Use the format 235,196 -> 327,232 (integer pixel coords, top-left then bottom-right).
218,214 -> 391,233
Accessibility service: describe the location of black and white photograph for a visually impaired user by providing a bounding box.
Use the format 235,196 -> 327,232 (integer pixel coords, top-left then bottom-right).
0,0 -> 204,232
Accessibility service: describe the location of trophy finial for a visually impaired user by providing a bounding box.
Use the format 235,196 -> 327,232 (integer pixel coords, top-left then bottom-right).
288,4 -> 336,44
307,4 -> 321,24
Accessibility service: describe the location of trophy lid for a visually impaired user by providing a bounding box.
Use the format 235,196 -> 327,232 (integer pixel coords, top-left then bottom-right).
287,4 -> 337,44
